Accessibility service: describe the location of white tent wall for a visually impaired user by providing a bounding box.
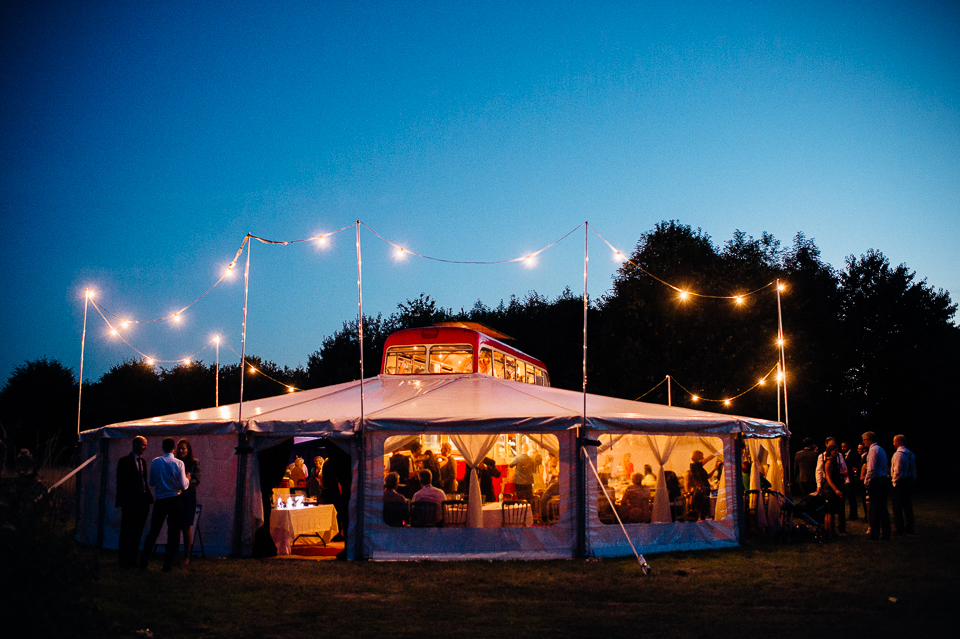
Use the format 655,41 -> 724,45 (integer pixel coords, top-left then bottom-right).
362,429 -> 578,560
76,428 -> 240,556
585,431 -> 742,556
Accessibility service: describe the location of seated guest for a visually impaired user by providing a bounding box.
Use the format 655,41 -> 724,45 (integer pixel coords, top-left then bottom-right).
620,472 -> 652,523
383,472 -> 409,526
412,469 -> 445,524
389,450 -> 411,482
640,464 -> 657,488
540,479 -> 560,522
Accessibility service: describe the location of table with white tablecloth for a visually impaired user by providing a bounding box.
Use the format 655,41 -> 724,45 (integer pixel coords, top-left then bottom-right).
481,502 -> 534,528
270,504 -> 338,555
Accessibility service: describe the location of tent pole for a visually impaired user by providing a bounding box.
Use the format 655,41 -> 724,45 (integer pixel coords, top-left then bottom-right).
576,222 -> 588,558
77,289 -> 90,440
776,280 -> 790,428
355,221 -> 365,559
232,236 -> 252,557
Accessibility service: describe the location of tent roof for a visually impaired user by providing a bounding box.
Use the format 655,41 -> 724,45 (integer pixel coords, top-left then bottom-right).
82,374 -> 787,440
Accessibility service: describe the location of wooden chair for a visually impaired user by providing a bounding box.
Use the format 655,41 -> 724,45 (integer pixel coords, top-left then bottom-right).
545,497 -> 560,524
441,500 -> 468,527
410,500 -> 440,527
502,500 -> 530,527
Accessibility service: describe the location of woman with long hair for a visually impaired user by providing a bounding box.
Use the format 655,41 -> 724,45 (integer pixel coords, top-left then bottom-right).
176,438 -> 201,565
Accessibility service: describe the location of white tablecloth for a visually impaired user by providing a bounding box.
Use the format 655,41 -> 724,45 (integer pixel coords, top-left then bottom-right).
481,502 -> 534,528
270,504 -> 338,555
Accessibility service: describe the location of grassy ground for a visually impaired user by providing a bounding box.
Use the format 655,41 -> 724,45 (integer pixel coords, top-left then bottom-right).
16,493 -> 960,638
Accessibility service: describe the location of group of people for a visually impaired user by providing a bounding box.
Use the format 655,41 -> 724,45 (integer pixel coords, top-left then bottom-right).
116,436 -> 200,572
383,439 -> 561,526
793,431 -> 917,540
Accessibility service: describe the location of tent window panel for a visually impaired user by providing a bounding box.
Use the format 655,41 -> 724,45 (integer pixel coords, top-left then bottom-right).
428,345 -> 474,374
380,432 -> 561,528
595,434 -> 726,525
385,346 -> 427,374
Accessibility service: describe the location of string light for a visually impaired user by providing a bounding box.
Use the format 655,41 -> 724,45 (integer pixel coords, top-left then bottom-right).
172,313 -> 181,323
691,395 -> 699,402
109,328 -> 118,337
613,250 -> 626,263
394,247 -> 407,260
678,290 -> 690,301
183,358 -> 191,365
734,296 -> 744,305
146,358 -> 155,366
249,366 -> 257,374
524,255 -> 536,268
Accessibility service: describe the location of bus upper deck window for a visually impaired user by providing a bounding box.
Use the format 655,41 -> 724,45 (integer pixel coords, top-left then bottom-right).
385,346 -> 427,374
505,355 -> 517,381
493,352 -> 505,378
428,345 -> 474,374
478,348 -> 493,375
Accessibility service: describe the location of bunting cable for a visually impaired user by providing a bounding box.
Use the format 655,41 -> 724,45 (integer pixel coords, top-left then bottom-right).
667,361 -> 782,404
361,221 -> 585,264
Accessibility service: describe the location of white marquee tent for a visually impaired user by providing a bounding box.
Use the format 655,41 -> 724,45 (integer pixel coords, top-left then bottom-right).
77,373 -> 788,560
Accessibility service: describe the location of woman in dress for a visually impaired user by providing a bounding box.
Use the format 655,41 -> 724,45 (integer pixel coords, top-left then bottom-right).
176,438 -> 201,565
820,443 -> 844,540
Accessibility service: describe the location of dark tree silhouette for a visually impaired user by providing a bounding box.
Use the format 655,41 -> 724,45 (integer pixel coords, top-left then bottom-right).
0,357 -> 78,464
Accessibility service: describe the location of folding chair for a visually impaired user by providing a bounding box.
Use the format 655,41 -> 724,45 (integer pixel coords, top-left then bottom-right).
441,500 -> 468,527
501,500 -> 530,527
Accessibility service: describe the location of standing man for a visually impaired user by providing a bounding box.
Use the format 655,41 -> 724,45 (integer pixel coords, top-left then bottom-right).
793,438 -> 818,497
509,443 -> 538,504
842,441 -> 861,521
439,442 -> 458,494
862,431 -> 891,541
140,437 -> 189,572
891,434 -> 917,535
116,436 -> 153,568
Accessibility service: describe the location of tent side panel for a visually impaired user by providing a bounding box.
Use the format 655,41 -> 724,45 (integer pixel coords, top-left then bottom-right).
82,434 -> 238,557
585,432 -> 741,557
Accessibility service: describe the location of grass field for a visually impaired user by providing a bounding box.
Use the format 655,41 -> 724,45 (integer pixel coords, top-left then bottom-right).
10,492 -> 958,638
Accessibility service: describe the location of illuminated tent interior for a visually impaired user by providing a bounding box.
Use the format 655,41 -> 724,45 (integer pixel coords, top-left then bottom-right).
77,373 -> 788,560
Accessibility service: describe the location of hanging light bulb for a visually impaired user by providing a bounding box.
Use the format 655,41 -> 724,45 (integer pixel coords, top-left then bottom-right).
183,358 -> 191,365
758,377 -> 766,386
85,289 -> 95,299
691,395 -> 699,402
212,335 -> 220,344
394,247 -> 407,260
524,255 -> 536,268
146,358 -> 155,366
109,328 -> 118,337
679,290 -> 690,301
287,386 -> 295,393
734,296 -> 744,305
723,399 -> 731,406
172,313 -> 181,323
249,366 -> 257,374
613,250 -> 626,263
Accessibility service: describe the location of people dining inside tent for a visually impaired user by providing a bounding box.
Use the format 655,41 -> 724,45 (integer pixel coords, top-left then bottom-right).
379,433 -> 562,528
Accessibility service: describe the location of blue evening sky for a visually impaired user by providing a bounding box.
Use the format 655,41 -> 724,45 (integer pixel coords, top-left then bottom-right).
2,1 -> 958,384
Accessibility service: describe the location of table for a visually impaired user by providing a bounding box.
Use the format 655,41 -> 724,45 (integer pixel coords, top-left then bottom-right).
270,504 -> 338,555
481,502 -> 534,528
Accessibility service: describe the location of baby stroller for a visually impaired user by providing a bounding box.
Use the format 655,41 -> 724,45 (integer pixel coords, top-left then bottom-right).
767,490 -> 825,542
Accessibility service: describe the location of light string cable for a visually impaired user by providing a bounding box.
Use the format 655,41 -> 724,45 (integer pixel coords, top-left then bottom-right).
222,340 -> 301,393
668,361 -> 782,405
88,300 -> 215,365
587,223 -> 777,301
246,222 -> 355,248
92,236 -> 250,325
634,376 -> 668,401
361,221 -> 585,264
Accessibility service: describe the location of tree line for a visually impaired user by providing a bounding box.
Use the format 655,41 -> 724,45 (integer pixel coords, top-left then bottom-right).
2,221 -> 957,482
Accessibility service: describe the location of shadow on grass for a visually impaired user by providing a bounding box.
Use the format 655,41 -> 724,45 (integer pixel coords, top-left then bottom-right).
29,492 -> 960,638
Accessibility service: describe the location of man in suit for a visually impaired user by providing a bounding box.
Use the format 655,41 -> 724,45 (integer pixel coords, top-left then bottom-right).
116,436 -> 153,568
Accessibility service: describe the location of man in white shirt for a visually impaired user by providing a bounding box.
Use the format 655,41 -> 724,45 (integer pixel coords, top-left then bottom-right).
862,431 -> 891,541
891,434 -> 916,535
139,437 -> 190,571
412,469 -> 446,525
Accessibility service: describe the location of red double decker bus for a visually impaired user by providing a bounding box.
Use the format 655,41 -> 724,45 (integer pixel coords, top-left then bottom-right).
381,322 -> 550,387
